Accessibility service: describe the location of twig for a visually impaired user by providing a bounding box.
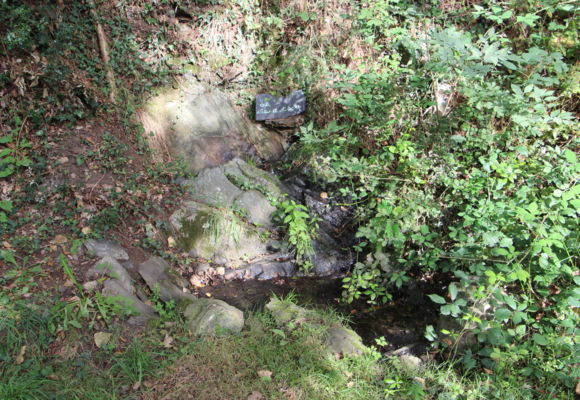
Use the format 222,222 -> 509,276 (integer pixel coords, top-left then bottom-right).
88,0 -> 117,104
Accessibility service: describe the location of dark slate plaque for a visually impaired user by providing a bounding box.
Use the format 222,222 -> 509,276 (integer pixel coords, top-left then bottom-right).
255,90 -> 306,121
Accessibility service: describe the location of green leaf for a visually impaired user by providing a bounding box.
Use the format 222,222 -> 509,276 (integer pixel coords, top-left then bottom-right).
0,200 -> 12,212
0,250 -> 17,265
532,333 -> 548,346
563,149 -> 577,164
449,283 -> 458,301
0,134 -> 13,144
495,308 -> 511,321
428,294 -> 446,304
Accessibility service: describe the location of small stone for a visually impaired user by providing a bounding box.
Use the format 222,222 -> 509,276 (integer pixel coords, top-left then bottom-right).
57,156 -> 69,165
83,281 -> 99,291
94,332 -> 112,348
398,354 -> 423,371
194,263 -> 212,275
215,267 -> 225,275
52,234 -> 68,245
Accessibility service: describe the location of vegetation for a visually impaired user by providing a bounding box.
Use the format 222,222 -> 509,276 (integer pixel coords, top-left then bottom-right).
275,0 -> 578,395
0,0 -> 578,399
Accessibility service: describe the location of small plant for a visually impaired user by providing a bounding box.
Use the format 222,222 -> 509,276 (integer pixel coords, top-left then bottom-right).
273,199 -> 319,270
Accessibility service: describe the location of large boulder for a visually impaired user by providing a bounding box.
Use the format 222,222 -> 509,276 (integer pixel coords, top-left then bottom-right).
138,78 -> 286,172
183,299 -> 244,336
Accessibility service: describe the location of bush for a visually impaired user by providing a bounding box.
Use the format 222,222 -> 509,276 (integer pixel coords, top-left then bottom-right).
291,0 -> 579,394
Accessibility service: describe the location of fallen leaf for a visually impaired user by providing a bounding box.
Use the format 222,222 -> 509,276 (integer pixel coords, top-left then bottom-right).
248,391 -> 266,400
94,332 -> 112,348
413,376 -> 426,388
167,236 -> 176,248
52,234 -> 68,244
189,276 -> 204,288
81,226 -> 91,235
258,370 -> 273,379
15,345 -> 26,364
320,192 -> 328,199
162,333 -> 174,348
346,381 -> 354,387
132,381 -> 141,390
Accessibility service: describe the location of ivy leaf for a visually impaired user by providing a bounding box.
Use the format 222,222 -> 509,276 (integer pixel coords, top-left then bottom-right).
532,333 -> 548,346
0,200 -> 12,212
428,294 -> 446,304
0,250 -> 17,265
449,283 -> 458,301
495,308 -> 511,321
516,14 -> 540,27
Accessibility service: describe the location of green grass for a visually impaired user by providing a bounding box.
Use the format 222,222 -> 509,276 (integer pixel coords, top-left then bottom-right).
1,290 -> 574,400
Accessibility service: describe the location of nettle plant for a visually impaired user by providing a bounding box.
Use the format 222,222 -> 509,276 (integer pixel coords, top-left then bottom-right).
294,0 -> 579,390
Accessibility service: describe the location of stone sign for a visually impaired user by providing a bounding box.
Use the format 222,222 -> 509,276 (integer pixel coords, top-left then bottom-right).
255,90 -> 306,121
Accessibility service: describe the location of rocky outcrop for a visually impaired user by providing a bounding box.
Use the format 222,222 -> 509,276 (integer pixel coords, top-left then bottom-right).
139,78 -> 286,172
170,158 -> 353,279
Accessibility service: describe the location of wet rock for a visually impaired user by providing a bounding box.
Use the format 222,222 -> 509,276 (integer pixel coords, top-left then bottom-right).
183,298 -> 244,336
87,257 -> 133,293
309,231 -> 352,277
138,256 -> 195,303
84,239 -> 129,261
264,114 -> 305,130
102,279 -> 155,325
224,255 -> 296,280
139,78 -> 286,172
171,158 -> 352,278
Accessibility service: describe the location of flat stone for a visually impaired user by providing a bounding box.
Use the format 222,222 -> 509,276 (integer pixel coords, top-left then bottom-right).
84,239 -> 129,261
102,279 -> 155,324
187,167 -> 242,208
87,257 -> 133,293
138,256 -> 195,303
183,299 -> 244,336
234,190 -> 276,227
222,158 -> 283,197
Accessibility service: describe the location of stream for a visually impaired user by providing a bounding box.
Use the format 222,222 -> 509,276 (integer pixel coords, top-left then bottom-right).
197,277 -> 438,355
